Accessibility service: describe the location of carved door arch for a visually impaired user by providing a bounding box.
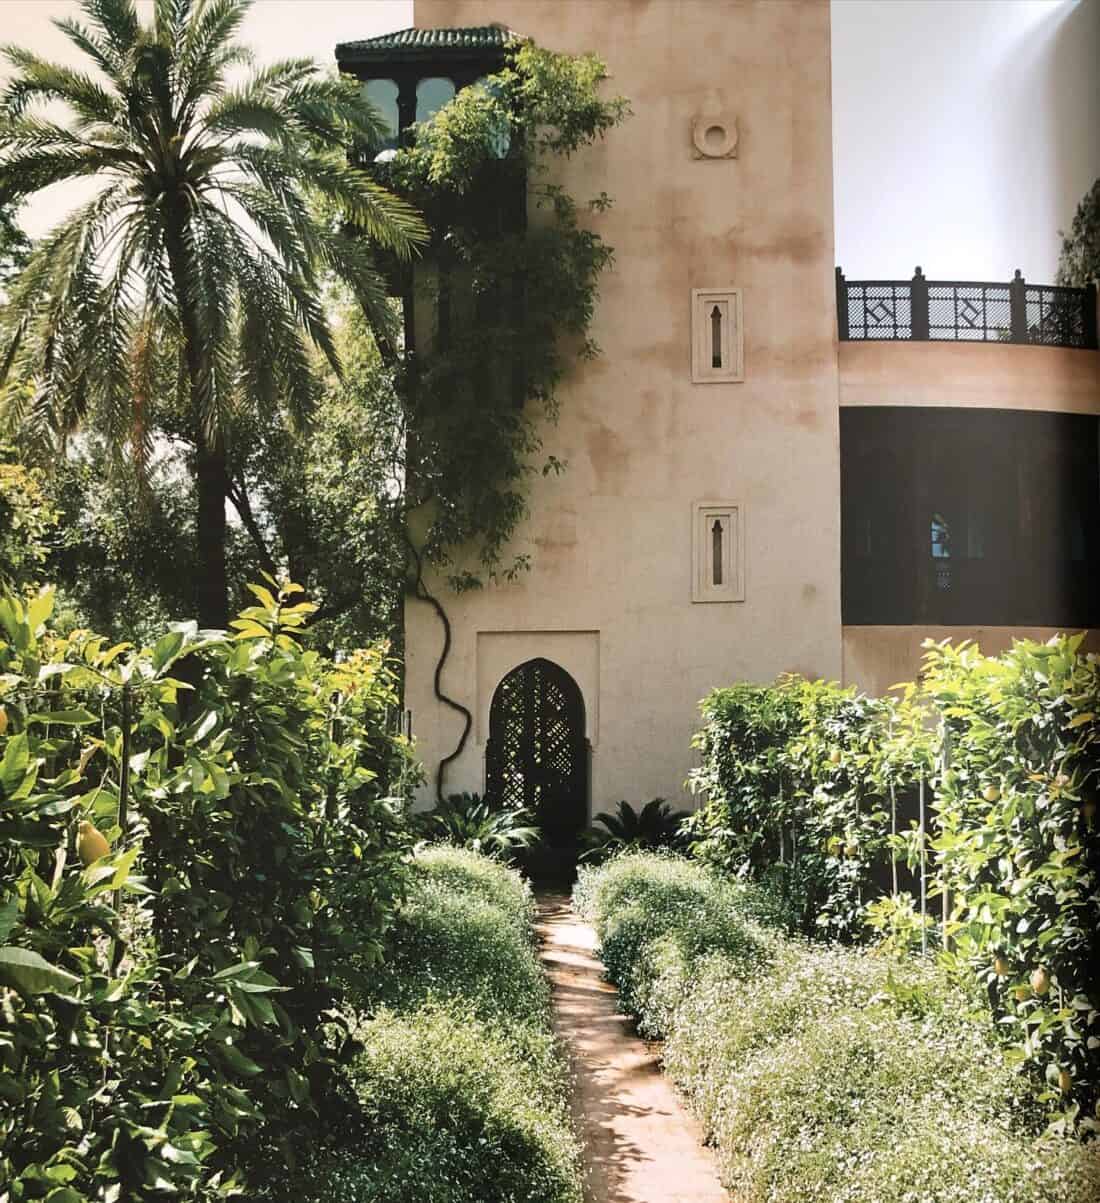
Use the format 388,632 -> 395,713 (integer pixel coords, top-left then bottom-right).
485,657 -> 589,846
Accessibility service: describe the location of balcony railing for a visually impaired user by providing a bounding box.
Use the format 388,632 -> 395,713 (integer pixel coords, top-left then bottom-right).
836,267 -> 1098,350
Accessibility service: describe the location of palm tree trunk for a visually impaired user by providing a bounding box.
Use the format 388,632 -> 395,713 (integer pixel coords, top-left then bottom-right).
194,441 -> 229,628
163,206 -> 230,629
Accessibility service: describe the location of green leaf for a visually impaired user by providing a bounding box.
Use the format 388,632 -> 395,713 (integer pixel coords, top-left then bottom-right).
0,732 -> 30,796
212,961 -> 261,981
26,588 -> 54,632
246,583 -> 279,611
219,1044 -> 264,1077
291,945 -> 314,971
0,945 -> 81,995
27,709 -> 99,726
0,896 -> 18,942
151,630 -> 186,673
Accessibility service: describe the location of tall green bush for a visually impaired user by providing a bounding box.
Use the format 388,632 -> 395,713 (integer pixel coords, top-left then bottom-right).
685,677 -> 919,939
684,635 -> 1100,1131
0,581 -> 411,1198
921,636 -> 1100,1131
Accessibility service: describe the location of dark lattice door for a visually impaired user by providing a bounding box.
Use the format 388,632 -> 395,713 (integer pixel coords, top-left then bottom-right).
485,658 -> 588,846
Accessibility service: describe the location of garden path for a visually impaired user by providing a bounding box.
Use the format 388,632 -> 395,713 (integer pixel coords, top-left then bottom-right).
536,896 -> 729,1203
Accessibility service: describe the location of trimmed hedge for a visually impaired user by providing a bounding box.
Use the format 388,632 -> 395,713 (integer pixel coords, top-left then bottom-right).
351,847 -> 551,1030
576,852 -> 1100,1203
292,848 -> 582,1203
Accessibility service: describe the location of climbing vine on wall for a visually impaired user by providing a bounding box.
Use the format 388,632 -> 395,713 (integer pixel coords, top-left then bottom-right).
372,38 -> 629,589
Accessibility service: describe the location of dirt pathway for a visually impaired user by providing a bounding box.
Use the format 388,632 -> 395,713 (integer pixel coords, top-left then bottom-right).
535,895 -> 729,1203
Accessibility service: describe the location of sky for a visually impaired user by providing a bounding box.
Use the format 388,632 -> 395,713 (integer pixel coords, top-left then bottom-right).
1,0 -> 1097,281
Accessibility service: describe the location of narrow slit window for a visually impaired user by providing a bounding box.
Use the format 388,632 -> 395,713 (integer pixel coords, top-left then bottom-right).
692,288 -> 743,383
693,502 -> 743,602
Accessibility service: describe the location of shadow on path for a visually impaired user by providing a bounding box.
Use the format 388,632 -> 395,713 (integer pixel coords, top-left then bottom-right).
536,895 -> 729,1203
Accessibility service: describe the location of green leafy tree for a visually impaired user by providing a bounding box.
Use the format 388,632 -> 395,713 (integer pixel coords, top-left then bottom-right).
0,582 -> 413,1196
0,0 -> 425,628
0,442 -> 57,589
1057,177 -> 1100,286
226,289 -> 407,647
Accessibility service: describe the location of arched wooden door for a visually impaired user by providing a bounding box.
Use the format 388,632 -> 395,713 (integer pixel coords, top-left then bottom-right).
485,658 -> 588,847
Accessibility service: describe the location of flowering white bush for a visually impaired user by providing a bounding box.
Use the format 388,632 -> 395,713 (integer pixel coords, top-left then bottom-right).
576,852 -> 1099,1203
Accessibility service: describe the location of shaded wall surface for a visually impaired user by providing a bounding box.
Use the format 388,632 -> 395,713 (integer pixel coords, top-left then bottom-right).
406,0 -> 842,810
837,341 -> 1100,695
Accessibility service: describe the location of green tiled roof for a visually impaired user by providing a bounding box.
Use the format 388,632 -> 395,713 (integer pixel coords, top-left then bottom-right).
336,26 -> 514,61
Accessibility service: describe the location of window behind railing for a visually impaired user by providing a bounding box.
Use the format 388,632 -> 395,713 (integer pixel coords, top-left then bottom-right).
841,407 -> 1100,628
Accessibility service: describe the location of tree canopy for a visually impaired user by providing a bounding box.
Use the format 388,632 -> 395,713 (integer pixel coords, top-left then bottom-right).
0,0 -> 425,627
1057,177 -> 1100,287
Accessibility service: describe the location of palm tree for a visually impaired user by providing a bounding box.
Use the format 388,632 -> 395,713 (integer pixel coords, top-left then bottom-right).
0,0 -> 425,627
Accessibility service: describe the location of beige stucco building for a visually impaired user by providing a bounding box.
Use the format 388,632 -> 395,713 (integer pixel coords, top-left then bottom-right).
338,1 -> 1100,829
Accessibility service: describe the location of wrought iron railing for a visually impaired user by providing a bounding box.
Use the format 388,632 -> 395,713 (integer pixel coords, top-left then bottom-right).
836,267 -> 1098,350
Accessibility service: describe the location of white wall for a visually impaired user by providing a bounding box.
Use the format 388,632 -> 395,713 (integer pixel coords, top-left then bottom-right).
832,0 -> 1100,281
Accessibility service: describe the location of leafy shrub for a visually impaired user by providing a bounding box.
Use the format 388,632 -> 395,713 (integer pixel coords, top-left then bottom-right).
409,843 -> 536,929
0,582 -> 411,1198
356,875 -> 549,1029
576,852 -> 1096,1202
663,941 -> 991,1139
686,677 -> 908,940
710,1005 -> 1099,1203
0,444 -> 56,590
686,636 -> 1100,1127
415,792 -> 540,862
921,637 -> 1100,1130
575,852 -> 775,1034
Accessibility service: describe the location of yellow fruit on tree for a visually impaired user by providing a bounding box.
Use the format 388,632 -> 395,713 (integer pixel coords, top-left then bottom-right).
829,749 -> 842,765
1013,985 -> 1031,1002
0,706 -> 8,735
77,820 -> 110,866
1058,1068 -> 1072,1095
982,785 -> 1001,803
1030,966 -> 1051,996
993,956 -> 1011,978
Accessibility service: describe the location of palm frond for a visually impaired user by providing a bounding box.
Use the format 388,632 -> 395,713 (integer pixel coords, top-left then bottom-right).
177,0 -> 252,118
235,142 -> 426,258
83,0 -> 141,62
0,46 -> 121,124
51,17 -> 129,87
0,145 -> 131,207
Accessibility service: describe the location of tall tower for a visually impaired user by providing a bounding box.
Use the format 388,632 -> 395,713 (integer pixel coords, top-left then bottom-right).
396,0 -> 843,821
